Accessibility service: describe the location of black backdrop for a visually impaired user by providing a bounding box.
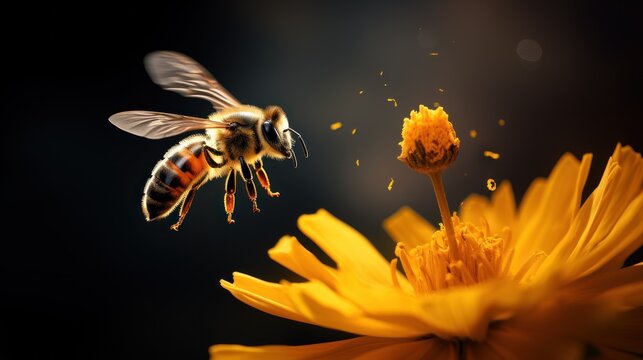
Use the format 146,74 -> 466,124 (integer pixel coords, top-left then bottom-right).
3,1 -> 642,359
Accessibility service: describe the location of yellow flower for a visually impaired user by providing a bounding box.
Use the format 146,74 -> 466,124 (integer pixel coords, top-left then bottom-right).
211,143 -> 643,359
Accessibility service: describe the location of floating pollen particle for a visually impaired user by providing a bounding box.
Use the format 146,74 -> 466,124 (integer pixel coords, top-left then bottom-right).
469,129 -> 478,138
387,98 -> 398,107
356,159 -> 360,167
430,52 -> 439,56
438,88 -> 444,93
498,119 -> 506,126
351,128 -> 357,135
330,122 -> 342,131
483,151 -> 500,160
358,90 -> 364,95
487,178 -> 497,191
379,70 -> 384,76
388,178 -> 395,191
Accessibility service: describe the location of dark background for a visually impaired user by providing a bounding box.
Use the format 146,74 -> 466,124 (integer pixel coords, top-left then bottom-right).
3,1 -> 641,359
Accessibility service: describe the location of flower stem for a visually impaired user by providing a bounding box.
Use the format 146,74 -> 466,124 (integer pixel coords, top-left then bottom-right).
429,172 -> 459,260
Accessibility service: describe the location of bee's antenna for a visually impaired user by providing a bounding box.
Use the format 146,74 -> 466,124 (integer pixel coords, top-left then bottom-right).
285,128 -> 309,158
290,149 -> 298,168
288,150 -> 297,169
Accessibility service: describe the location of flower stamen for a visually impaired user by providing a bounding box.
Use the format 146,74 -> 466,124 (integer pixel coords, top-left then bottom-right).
394,216 -> 506,295
389,258 -> 402,289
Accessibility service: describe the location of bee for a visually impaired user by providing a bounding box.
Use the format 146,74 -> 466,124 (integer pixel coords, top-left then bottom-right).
109,51 -> 308,230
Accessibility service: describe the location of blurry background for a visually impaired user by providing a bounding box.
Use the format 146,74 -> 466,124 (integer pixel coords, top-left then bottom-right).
3,1 -> 641,359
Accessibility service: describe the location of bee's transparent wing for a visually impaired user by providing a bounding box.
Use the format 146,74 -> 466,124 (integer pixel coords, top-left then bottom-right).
109,111 -> 230,139
144,51 -> 241,111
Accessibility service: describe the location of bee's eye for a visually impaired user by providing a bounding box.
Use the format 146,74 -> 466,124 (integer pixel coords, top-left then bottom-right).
262,121 -> 279,143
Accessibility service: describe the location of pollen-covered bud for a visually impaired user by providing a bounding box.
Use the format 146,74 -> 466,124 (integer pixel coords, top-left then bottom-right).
398,105 -> 460,174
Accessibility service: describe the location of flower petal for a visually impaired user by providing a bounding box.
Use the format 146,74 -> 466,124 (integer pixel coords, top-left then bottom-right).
268,235 -> 338,288
470,264 -> 643,360
210,336 -> 457,360
511,153 -> 593,274
460,180 -> 517,236
334,273 -> 535,340
221,273 -> 423,337
535,145 -> 643,282
589,346 -> 642,360
589,308 -> 643,356
570,145 -> 643,275
383,206 -> 436,247
220,273 -> 308,324
286,281 -> 426,337
298,209 -> 392,286
465,323 -> 584,360
563,265 -> 643,355
564,264 -> 643,301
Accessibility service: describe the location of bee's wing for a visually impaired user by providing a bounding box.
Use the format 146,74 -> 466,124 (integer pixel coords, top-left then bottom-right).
109,111 -> 230,139
144,51 -> 241,111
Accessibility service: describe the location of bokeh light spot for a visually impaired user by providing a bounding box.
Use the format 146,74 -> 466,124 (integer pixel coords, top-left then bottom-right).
516,39 -> 543,62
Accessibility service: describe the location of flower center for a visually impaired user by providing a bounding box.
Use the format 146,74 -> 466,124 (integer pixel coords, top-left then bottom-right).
393,215 -> 510,294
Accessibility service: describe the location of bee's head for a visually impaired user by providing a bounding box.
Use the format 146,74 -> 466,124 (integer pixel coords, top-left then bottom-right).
261,106 -> 308,167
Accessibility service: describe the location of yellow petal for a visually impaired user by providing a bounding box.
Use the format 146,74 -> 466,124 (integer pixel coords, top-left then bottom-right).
335,273 -> 533,340
268,236 -> 338,288
353,337 -> 457,360
221,273 -> 423,337
298,209 -> 392,286
572,194 -> 643,278
460,181 -> 517,235
511,153 -> 593,275
210,336 -> 457,360
383,206 -> 436,247
220,273 -> 308,324
535,145 -> 643,282
286,281 -> 426,337
572,145 -> 643,274
564,264 -> 643,301
595,280 -> 643,311
472,264 -> 643,360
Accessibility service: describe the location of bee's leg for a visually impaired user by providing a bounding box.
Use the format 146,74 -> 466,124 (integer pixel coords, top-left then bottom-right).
224,169 -> 236,224
170,176 -> 207,231
252,159 -> 280,197
239,156 -> 260,213
169,190 -> 196,231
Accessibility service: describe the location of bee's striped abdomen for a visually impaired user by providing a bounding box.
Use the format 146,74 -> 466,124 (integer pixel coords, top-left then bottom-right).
142,139 -> 209,221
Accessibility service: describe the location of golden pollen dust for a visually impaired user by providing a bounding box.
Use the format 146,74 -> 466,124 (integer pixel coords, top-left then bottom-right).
330,122 -> 342,131
487,178 -> 497,191
483,150 -> 500,160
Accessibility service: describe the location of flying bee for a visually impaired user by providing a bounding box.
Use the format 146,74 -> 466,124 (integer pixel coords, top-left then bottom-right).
109,51 -> 308,230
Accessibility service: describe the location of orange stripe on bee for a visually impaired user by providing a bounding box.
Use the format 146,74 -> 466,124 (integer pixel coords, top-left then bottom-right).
165,160 -> 193,188
169,148 -> 207,177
